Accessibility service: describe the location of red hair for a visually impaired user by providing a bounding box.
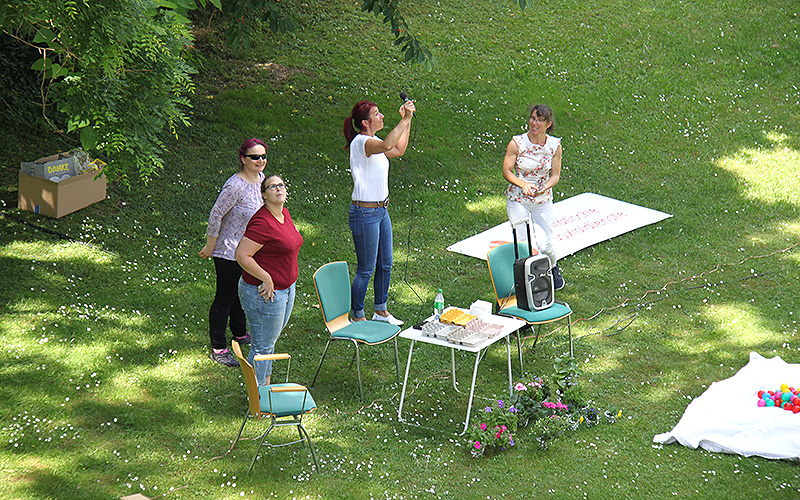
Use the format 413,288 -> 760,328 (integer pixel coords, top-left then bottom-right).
342,101 -> 376,148
238,137 -> 268,170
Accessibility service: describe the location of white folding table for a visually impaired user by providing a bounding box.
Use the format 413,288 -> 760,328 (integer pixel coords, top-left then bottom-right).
396,311 -> 526,435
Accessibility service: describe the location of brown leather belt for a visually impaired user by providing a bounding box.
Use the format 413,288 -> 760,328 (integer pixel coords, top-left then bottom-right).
351,199 -> 389,208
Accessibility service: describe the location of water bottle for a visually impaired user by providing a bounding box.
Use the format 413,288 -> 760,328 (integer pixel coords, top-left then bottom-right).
433,289 -> 444,319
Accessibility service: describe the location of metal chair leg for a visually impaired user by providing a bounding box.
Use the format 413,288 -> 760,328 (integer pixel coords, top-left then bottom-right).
348,340 -> 358,369
567,317 -> 573,358
516,328 -> 524,374
532,324 -> 542,349
248,421 -> 276,473
393,338 -> 400,386
297,423 -> 320,471
355,343 -> 364,401
231,409 -> 250,452
311,339 -> 333,388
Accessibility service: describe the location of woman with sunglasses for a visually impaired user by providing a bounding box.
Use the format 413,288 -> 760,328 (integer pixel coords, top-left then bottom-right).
199,138 -> 267,367
342,98 -> 415,326
235,174 -> 303,386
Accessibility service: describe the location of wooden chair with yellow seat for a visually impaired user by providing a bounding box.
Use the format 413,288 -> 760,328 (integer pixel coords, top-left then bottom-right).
230,340 -> 319,473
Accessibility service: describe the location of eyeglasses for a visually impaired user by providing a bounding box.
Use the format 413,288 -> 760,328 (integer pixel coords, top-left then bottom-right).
245,154 -> 267,160
265,183 -> 286,191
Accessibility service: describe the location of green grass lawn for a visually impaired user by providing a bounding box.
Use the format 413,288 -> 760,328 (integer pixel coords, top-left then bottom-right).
1,0 -> 799,498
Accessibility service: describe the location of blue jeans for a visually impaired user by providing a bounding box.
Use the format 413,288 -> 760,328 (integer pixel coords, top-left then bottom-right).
238,278 -> 296,386
348,205 -> 393,319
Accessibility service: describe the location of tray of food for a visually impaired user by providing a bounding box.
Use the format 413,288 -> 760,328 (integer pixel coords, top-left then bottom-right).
439,307 -> 478,326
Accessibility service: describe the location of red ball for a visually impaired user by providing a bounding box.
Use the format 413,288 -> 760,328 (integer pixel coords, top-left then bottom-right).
793,406 -> 800,414
758,390 -> 765,398
784,402 -> 793,410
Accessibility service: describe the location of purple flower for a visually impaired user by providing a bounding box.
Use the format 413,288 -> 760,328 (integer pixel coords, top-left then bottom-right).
484,406 -> 492,412
498,400 -> 504,409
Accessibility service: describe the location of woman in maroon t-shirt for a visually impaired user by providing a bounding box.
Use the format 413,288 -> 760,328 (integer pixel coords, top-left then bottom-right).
235,174 -> 303,386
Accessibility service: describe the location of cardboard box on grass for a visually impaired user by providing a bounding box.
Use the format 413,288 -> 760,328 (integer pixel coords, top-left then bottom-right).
18,168 -> 107,218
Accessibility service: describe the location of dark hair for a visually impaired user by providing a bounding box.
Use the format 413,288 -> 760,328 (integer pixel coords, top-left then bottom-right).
238,138 -> 268,170
526,104 -> 555,133
342,100 -> 377,148
261,174 -> 283,193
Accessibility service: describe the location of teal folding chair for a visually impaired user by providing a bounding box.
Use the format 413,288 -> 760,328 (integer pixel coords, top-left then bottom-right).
311,261 -> 401,401
230,340 -> 319,474
487,243 -> 573,372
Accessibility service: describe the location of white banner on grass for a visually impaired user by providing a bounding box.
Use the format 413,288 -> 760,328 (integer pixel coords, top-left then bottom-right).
446,192 -> 672,260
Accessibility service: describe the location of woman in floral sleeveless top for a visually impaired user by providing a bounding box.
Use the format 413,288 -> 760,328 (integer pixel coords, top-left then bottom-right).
502,104 -> 565,289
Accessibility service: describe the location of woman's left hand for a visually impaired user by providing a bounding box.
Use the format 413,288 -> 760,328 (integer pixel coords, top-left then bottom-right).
257,277 -> 275,302
399,100 -> 415,119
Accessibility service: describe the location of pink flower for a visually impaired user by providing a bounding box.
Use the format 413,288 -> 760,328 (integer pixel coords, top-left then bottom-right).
480,423 -> 487,430
514,382 -> 527,391
474,441 -> 482,449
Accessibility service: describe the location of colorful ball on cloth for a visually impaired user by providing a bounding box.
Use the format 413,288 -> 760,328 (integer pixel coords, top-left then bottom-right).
775,391 -> 784,400
793,406 -> 800,414
766,399 -> 775,407
784,402 -> 793,411
757,399 -> 767,407
758,390 -> 766,399
782,393 -> 792,402
763,393 -> 773,401
781,383 -> 789,392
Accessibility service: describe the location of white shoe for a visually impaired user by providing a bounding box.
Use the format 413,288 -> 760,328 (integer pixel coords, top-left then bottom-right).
371,312 -> 404,326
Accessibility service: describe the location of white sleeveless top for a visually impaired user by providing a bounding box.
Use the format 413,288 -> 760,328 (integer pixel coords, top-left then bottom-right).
350,134 -> 390,202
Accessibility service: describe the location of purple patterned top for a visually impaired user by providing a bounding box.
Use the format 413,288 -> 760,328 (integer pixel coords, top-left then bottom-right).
207,172 -> 264,260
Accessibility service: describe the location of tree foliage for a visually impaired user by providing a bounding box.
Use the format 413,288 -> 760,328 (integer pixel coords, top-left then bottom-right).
0,0 -> 520,184
361,0 -> 435,71
0,0 -> 204,185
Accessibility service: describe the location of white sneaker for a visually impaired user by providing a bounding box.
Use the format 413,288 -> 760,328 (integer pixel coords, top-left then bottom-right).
371,312 -> 404,326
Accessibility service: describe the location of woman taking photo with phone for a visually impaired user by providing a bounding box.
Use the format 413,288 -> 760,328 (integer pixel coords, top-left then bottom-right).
342,97 -> 416,325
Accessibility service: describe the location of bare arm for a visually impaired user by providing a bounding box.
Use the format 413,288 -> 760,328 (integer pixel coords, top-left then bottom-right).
364,101 -> 416,158
501,139 -> 535,197
235,236 -> 275,301
198,235 -> 217,259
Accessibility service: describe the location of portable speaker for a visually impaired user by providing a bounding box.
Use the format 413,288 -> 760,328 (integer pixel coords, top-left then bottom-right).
511,219 -> 555,311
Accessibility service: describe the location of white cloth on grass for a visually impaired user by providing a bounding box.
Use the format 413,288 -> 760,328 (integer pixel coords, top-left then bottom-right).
653,352 -> 800,460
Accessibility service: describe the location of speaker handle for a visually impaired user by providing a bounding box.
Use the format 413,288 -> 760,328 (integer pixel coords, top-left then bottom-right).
511,218 -> 534,259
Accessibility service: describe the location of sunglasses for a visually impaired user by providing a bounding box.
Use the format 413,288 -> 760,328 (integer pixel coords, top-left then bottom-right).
245,154 -> 267,160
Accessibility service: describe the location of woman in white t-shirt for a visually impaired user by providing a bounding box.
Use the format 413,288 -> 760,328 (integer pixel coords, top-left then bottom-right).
502,104 -> 565,289
342,99 -> 415,325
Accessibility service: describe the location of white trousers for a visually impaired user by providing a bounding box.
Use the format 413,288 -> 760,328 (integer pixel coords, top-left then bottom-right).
506,200 -> 557,266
